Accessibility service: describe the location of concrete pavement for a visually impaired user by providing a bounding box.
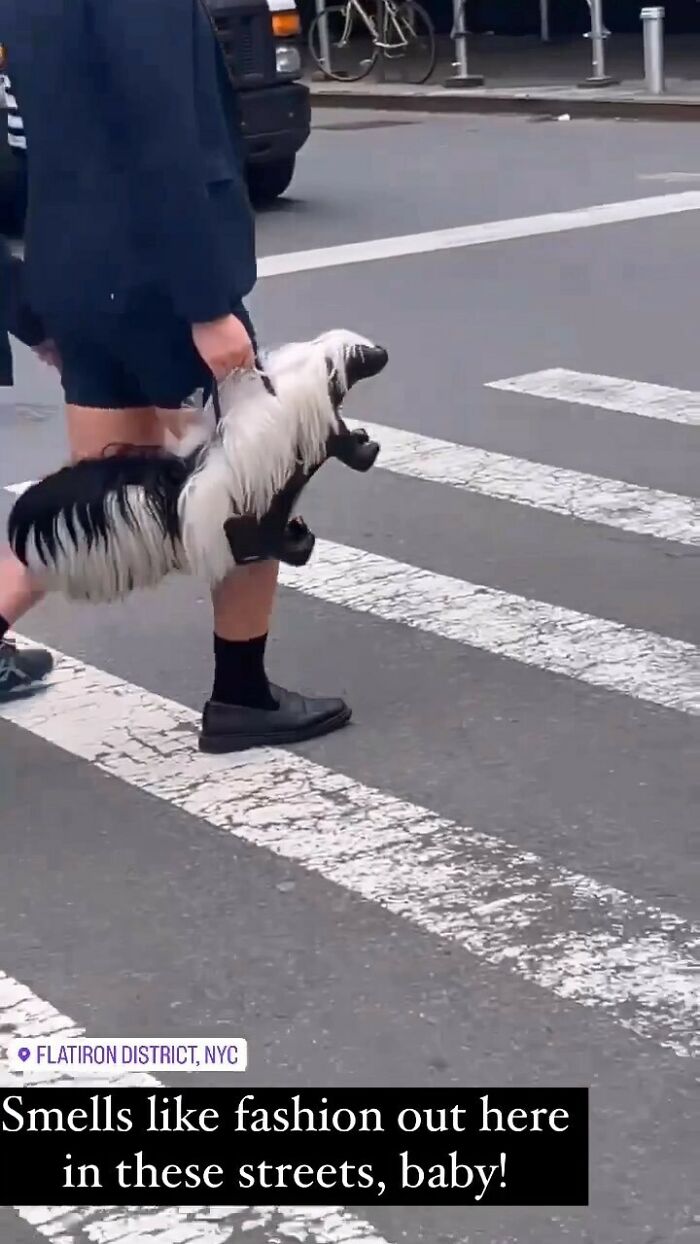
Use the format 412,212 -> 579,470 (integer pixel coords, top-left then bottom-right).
1,110 -> 700,1243
306,34 -> 700,121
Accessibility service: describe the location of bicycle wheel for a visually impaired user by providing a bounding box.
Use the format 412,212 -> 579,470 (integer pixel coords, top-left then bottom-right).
379,0 -> 436,84
308,5 -> 378,82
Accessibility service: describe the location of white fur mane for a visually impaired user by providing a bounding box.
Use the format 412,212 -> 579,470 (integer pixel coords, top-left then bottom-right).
179,329 -> 374,582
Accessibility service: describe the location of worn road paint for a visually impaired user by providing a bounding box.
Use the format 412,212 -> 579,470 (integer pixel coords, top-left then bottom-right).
11,409 -> 700,546
488,369 -> 700,427
279,540 -> 700,717
2,480 -> 34,496
258,192 -> 700,277
2,651 -> 699,1059
0,972 -> 390,1244
4,473 -> 700,714
352,420 -> 700,545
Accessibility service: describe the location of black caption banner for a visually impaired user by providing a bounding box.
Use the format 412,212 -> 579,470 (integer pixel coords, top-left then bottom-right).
0,1088 -> 588,1206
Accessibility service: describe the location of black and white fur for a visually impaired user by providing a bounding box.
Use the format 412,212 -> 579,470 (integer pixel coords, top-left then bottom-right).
8,329 -> 387,604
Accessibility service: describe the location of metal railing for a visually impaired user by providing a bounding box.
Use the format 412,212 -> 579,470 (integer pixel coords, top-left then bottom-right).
581,0 -> 617,85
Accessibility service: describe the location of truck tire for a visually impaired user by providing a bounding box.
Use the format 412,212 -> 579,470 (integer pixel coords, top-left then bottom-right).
247,156 -> 296,207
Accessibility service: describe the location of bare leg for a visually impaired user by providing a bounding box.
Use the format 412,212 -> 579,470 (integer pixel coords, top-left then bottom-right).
212,559 -> 279,641
3,401 -> 341,744
0,555 -> 44,626
64,403 -> 164,459
157,406 -> 199,452
156,405 -> 280,643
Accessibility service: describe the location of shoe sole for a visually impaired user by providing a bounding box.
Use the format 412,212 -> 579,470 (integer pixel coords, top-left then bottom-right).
198,704 -> 352,754
0,678 -> 49,704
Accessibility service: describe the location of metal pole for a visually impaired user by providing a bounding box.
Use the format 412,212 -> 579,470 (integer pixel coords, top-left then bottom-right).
314,0 -> 331,75
580,0 -> 617,86
444,0 -> 484,87
540,0 -> 550,42
641,6 -> 665,94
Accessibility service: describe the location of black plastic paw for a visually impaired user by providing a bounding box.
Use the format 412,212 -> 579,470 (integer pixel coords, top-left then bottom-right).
329,426 -> 380,473
278,516 -> 316,566
224,514 -> 316,568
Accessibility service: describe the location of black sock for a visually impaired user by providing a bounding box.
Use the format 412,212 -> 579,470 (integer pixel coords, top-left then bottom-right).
0,614 -> 9,642
211,633 -> 279,709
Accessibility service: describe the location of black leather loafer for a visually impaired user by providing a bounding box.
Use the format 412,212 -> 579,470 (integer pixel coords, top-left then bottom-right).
199,684 -> 351,754
0,637 -> 54,702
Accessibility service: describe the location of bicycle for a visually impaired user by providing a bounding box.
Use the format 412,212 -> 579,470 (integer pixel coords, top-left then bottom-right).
308,0 -> 436,85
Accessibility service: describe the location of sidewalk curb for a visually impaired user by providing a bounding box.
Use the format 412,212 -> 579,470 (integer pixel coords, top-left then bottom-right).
308,84 -> 700,122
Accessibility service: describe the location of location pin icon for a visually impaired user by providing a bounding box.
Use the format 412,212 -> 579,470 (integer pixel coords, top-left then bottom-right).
17,1047 -> 31,1063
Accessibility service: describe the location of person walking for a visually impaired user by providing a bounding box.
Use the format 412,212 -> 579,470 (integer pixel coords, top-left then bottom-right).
0,236 -> 56,698
0,0 -> 351,751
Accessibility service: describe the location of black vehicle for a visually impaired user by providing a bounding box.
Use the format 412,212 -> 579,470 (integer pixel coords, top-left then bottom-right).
0,0 -> 310,234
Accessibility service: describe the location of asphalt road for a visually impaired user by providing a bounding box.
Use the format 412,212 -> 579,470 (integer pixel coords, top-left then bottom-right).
1,109 -> 700,1244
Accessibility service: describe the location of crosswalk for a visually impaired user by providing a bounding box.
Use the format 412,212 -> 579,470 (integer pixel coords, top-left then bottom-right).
1,971 -> 387,1244
255,191 -> 700,278
2,364 -> 700,1243
2,644 -> 699,1057
487,369 -> 700,427
351,420 -> 700,545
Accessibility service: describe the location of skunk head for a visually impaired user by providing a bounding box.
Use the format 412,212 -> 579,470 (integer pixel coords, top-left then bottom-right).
261,329 -> 388,422
318,329 -> 389,410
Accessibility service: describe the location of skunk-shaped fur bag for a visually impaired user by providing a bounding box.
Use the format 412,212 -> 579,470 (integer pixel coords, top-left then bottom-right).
8,329 -> 388,604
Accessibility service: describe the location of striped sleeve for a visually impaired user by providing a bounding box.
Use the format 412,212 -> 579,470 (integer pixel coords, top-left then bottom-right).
2,73 -> 26,151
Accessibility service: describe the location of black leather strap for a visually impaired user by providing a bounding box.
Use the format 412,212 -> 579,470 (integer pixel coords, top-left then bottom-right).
212,380 -> 223,425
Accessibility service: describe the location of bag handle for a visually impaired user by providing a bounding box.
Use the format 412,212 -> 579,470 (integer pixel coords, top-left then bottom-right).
210,356 -> 276,427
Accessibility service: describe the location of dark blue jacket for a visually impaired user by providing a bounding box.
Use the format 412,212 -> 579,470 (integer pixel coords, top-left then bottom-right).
0,235 -> 10,381
0,0 -> 256,326
1,239 -> 45,384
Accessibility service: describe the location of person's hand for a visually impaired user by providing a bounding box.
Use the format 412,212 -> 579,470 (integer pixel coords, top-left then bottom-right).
191,314 -> 255,379
32,339 -> 61,370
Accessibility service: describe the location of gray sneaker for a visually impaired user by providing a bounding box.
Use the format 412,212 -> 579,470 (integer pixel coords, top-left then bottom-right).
0,637 -> 54,701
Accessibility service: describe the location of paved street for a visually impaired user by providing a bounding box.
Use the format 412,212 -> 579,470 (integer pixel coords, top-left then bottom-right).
2,109 -> 700,1243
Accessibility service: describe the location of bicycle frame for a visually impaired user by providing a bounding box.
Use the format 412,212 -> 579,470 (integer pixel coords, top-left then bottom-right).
335,0 -> 377,47
332,0 -> 413,52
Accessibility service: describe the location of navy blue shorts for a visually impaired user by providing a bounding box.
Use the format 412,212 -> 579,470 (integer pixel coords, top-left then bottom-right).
48,294 -> 256,411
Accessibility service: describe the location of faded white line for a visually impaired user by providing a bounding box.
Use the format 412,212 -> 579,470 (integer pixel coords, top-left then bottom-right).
2,650 -> 700,1058
16,1204 -> 385,1243
487,368 -> 700,427
9,400 -> 700,547
637,173 -> 700,184
2,480 -> 35,496
4,473 -> 700,713
257,192 -> 700,277
352,420 -> 700,545
279,540 -> 700,717
0,972 -> 390,1244
5,472 -> 700,712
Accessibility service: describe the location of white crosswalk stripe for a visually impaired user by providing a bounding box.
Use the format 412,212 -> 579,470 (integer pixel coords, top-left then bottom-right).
352,420 -> 700,544
2,649 -> 699,1058
3,481 -> 33,496
10,418 -> 700,542
487,368 -> 700,427
17,1204 -> 387,1243
3,364 -> 700,1240
0,973 -> 390,1244
5,489 -> 700,714
256,192 -> 700,278
282,539 -> 700,717
7,395 -> 700,720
